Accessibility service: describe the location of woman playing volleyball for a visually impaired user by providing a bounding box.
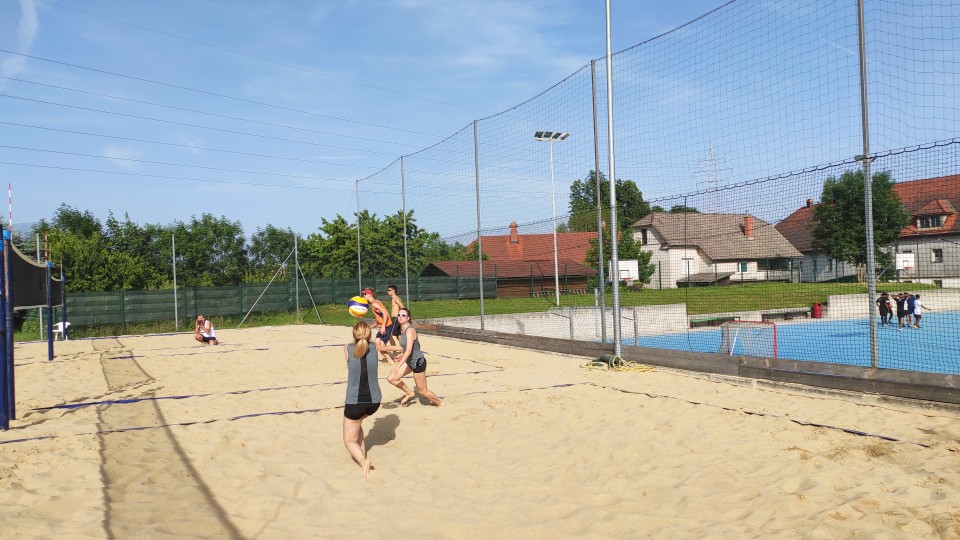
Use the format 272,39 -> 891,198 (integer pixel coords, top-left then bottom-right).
342,321 -> 382,478
386,308 -> 443,407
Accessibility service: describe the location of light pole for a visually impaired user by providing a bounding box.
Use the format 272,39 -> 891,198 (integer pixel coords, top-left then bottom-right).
534,131 -> 569,307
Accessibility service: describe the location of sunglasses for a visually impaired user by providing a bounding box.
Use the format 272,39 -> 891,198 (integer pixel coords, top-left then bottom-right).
397,314 -> 409,318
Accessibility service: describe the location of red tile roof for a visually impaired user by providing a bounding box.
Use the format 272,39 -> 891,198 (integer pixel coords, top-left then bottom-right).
776,174 -> 960,252
422,260 -> 596,279
465,222 -> 597,264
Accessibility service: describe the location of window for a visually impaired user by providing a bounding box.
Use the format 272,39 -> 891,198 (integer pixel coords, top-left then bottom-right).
640,229 -> 648,245
932,248 -> 943,263
826,258 -> 833,272
917,215 -> 943,229
758,258 -> 789,271
739,262 -> 748,273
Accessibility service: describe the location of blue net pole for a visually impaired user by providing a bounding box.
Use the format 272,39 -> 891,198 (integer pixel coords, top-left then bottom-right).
0,231 -> 8,430
47,262 -> 53,361
3,229 -> 12,421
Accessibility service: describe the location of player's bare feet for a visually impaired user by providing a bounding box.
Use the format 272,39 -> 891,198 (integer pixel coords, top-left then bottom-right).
362,458 -> 372,479
400,392 -> 416,405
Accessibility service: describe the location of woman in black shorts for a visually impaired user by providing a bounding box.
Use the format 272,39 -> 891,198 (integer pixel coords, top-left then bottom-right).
386,308 -> 443,407
343,321 -> 382,478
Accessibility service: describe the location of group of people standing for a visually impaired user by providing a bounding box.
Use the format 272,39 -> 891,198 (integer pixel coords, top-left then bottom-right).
341,285 -> 443,478
876,292 -> 930,330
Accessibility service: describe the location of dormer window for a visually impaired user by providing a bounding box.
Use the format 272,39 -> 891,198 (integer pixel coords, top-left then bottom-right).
917,215 -> 943,229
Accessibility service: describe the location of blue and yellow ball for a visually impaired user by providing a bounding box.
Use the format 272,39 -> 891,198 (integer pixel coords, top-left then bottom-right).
347,296 -> 369,318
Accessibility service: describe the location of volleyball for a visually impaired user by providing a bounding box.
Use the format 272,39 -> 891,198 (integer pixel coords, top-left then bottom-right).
347,296 -> 369,317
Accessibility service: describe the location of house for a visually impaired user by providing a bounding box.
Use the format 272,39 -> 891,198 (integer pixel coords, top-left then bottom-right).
776,174 -> 960,287
774,199 -> 858,283
466,221 -> 597,264
420,260 -> 597,299
632,212 -> 803,289
422,221 -> 599,298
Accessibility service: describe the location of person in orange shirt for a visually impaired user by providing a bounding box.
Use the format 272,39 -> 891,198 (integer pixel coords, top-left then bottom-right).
361,288 -> 395,360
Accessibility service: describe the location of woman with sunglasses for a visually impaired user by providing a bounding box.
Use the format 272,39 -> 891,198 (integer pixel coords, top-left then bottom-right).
343,321 -> 382,478
386,308 -> 444,407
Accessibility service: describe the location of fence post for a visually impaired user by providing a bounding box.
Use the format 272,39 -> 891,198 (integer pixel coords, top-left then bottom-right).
119,289 -> 126,335
569,307 -> 575,340
633,306 -> 639,345
239,283 -> 244,316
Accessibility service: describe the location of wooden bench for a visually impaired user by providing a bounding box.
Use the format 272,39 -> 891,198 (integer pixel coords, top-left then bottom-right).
761,310 -> 810,321
689,316 -> 739,328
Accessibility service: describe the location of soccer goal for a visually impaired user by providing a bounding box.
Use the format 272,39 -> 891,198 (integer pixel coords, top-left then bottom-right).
718,321 -> 778,358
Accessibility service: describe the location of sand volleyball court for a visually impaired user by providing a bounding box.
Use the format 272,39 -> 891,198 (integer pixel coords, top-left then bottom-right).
2,325 -> 959,538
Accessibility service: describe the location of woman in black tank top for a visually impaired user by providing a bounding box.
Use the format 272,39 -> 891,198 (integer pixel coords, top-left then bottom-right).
385,308 -> 443,407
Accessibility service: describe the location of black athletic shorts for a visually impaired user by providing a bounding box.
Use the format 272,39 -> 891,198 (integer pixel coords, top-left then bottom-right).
344,402 -> 380,420
406,356 -> 427,374
377,322 -> 397,343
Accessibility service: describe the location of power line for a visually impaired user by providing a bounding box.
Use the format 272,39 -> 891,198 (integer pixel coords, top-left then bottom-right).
0,144 -> 355,184
0,93 -> 398,156
38,0 -> 489,114
1,76 -> 425,149
0,48 -> 442,138
0,161 -> 360,192
0,121 -> 381,170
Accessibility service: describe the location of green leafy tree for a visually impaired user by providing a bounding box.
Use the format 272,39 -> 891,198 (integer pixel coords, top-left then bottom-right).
248,224 -> 296,282
812,170 -> 909,281
173,214 -> 248,286
669,205 -> 699,213
567,170 -> 650,232
301,214 -> 361,279
584,226 -> 655,286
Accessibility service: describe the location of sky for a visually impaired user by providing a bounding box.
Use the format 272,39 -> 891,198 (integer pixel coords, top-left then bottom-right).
0,0 -> 728,240
3,0 -> 958,246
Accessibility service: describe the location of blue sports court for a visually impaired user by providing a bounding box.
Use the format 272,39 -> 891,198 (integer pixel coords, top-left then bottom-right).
631,310 -> 960,375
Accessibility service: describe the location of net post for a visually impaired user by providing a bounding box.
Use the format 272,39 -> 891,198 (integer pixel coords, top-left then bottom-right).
0,231 -> 8,430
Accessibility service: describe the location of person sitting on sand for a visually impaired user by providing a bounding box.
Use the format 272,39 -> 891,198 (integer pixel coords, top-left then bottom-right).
385,308 -> 443,407
343,321 -> 382,479
194,314 -> 219,345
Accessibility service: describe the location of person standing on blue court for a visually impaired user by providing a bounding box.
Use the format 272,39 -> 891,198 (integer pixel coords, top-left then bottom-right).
343,321 -> 382,479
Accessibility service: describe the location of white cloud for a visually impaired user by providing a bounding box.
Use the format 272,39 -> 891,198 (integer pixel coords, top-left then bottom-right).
103,145 -> 144,170
0,0 -> 39,78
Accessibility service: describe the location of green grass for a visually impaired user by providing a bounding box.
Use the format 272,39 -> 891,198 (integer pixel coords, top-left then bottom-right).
16,281 -> 938,340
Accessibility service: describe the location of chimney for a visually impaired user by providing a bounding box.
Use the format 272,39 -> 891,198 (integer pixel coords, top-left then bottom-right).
806,198 -> 813,208
744,215 -> 754,240
509,221 -> 519,244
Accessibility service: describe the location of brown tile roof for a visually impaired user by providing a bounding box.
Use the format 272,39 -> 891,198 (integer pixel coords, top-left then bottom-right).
777,174 -> 960,252
421,260 -> 596,279
633,212 -> 802,260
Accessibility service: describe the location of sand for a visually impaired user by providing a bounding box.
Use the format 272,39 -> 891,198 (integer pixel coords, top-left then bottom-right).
1,325 -> 959,538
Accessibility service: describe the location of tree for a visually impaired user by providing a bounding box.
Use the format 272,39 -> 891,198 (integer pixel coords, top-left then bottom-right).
668,205 -> 699,213
812,170 -> 909,281
567,170 -> 650,233
249,224 -> 296,281
584,226 -> 655,287
173,214 -> 248,286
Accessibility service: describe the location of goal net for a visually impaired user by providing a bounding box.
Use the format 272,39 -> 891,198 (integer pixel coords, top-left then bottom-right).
719,321 -> 777,358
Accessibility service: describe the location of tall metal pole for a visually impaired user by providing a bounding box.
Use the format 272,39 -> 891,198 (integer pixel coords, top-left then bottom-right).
294,235 -> 300,323
46,262 -> 53,361
401,156 -> 411,307
474,120 -> 485,330
36,233 -> 42,340
0,229 -> 8,430
857,0 -> 879,367
172,232 -> 178,329
605,0 -> 622,355
4,229 -> 13,420
549,140 -> 561,307
591,59 -> 607,343
356,179 -> 362,291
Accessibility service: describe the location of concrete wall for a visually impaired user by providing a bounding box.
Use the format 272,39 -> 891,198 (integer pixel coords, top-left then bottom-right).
823,289 -> 960,319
